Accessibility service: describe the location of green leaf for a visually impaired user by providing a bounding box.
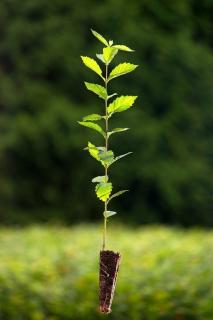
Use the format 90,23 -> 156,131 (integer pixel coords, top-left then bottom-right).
108,63 -> 138,81
113,45 -> 134,52
86,143 -> 111,167
108,127 -> 129,137
95,182 -> 112,202
78,121 -> 105,137
107,93 -> 117,100
113,152 -> 132,163
92,175 -> 108,183
103,47 -> 118,64
81,56 -> 103,77
99,150 -> 114,166
107,190 -> 128,203
108,96 -> 137,115
85,82 -> 107,99
91,29 -> 108,46
96,54 -> 105,63
104,211 -> 117,218
83,114 -> 102,121
87,142 -> 100,161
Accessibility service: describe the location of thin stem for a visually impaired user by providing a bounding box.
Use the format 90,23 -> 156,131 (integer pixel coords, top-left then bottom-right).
102,63 -> 108,251
103,215 -> 107,250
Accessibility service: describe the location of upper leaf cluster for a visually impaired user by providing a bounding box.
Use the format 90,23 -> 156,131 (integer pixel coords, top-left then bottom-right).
79,29 -> 138,217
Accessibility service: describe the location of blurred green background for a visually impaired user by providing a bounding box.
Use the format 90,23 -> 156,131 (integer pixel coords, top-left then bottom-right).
0,0 -> 212,226
0,225 -> 213,320
0,1 -> 213,319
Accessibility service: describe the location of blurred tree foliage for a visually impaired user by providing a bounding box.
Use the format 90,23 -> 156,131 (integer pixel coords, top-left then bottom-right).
0,0 -> 212,225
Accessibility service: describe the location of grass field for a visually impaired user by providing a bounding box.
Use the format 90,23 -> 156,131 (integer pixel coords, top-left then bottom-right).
0,224 -> 212,320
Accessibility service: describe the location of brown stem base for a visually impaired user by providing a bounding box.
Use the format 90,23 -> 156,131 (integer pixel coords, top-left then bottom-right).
99,250 -> 121,314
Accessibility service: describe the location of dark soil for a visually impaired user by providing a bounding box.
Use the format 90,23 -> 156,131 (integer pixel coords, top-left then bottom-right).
99,250 -> 121,313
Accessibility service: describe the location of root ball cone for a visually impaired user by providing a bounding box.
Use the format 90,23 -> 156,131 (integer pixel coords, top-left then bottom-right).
99,250 -> 121,314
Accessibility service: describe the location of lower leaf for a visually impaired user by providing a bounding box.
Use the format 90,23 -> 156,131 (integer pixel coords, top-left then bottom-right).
92,176 -> 108,183
99,150 -> 114,166
107,190 -> 129,203
107,128 -> 129,137
104,211 -> 117,218
95,182 -> 112,202
87,142 -> 100,161
83,114 -> 102,121
78,121 -> 105,138
113,152 -> 132,164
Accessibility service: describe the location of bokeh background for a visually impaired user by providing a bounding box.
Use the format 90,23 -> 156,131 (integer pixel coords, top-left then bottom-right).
0,0 -> 213,319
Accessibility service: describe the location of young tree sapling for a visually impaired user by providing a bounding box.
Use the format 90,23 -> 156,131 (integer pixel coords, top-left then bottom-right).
79,29 -> 138,313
